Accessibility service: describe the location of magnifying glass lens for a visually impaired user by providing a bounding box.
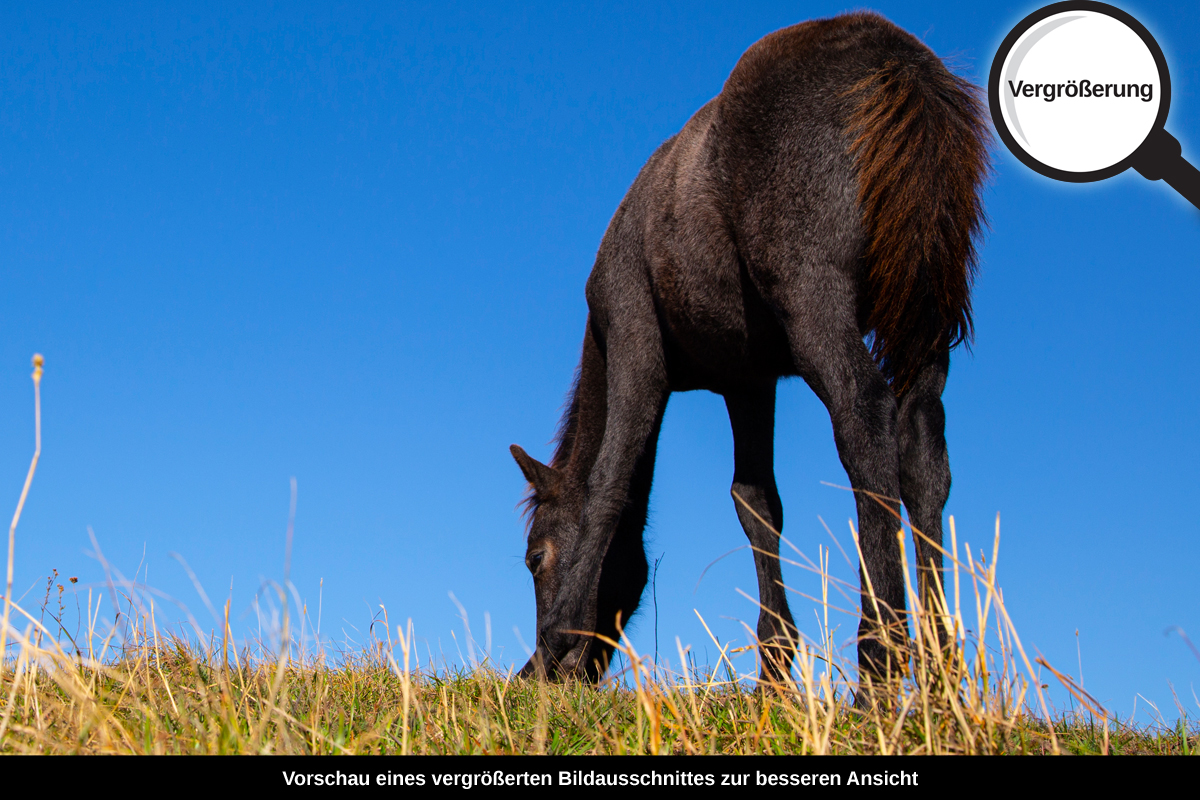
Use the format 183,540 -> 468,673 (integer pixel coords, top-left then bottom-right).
998,10 -> 1161,174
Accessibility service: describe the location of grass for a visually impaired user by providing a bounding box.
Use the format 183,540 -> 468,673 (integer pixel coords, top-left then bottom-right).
1,354 -> 1196,755
0,581 -> 1195,754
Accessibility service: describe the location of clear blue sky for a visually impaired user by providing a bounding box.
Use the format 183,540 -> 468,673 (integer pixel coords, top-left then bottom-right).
2,0 -> 1198,725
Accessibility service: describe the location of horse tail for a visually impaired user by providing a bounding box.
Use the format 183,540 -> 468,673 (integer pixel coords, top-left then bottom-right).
845,51 -> 990,395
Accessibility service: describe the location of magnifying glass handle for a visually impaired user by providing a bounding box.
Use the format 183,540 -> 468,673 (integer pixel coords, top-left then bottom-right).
1132,128 -> 1200,210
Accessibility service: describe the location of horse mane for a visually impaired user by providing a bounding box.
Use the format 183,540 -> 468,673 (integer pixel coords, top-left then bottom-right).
518,364 -> 582,525
550,368 -> 583,472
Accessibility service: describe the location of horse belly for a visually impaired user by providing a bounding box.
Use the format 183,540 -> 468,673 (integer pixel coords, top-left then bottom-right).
652,249 -> 794,390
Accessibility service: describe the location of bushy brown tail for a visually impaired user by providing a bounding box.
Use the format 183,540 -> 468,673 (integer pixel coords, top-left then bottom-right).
846,56 -> 990,395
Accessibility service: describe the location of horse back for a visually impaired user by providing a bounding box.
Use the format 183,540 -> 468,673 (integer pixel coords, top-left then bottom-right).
587,12 -> 989,394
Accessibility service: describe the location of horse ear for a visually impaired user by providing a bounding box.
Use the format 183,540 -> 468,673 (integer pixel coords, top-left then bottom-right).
510,444 -> 561,495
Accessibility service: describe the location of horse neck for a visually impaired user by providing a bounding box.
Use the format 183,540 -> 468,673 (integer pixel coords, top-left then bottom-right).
552,321 -> 607,493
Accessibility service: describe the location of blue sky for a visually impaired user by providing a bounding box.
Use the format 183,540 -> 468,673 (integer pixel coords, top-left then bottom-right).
2,0 -> 1198,725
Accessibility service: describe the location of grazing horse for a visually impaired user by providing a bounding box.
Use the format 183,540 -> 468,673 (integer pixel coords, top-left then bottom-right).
511,12 -> 989,685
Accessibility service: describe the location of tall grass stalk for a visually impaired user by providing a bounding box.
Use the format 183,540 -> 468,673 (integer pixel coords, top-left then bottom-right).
1,355 -> 42,684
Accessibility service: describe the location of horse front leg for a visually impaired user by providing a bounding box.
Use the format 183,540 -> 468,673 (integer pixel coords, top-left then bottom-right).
536,320 -> 668,679
725,380 -> 798,688
588,400 -> 666,680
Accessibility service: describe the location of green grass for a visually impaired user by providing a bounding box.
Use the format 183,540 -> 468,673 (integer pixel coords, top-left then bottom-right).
1,354 -> 1196,755
0,635 -> 1194,754
0,524 -> 1195,755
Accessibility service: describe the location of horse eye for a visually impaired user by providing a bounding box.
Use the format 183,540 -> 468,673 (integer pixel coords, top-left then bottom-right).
526,552 -> 544,573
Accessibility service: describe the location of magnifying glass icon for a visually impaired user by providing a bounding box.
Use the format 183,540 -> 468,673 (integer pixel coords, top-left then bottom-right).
990,1 -> 1200,208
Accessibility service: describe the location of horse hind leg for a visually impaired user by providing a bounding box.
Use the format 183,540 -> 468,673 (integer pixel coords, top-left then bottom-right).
725,381 -> 798,688
778,301 -> 907,687
897,349 -> 952,643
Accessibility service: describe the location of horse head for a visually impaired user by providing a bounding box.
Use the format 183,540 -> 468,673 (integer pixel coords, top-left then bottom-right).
510,444 -> 599,679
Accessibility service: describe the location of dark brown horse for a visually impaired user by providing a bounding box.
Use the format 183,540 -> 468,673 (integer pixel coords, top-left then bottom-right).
511,12 -> 989,685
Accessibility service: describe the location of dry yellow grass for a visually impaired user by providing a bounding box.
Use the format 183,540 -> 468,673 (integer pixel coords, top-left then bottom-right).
0,543 -> 1192,755
0,353 -> 1194,755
